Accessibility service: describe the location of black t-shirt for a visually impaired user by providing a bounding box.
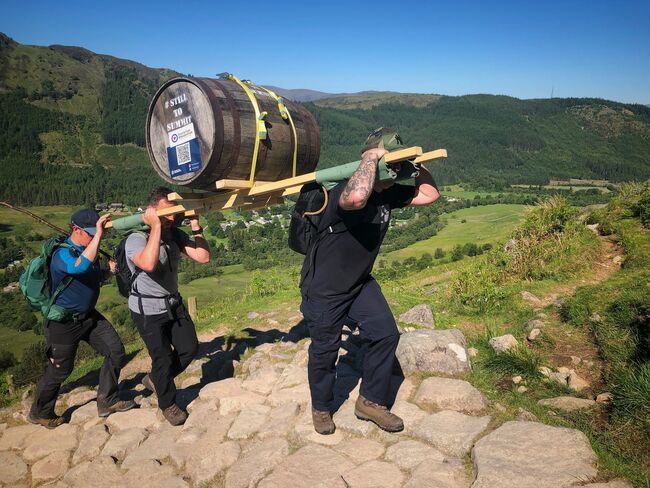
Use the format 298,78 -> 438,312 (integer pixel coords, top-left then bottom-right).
300,181 -> 416,301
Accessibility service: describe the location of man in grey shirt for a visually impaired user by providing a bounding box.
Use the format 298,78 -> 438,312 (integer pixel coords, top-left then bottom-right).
126,187 -> 210,425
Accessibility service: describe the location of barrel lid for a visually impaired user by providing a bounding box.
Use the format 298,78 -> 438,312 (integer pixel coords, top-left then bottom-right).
146,77 -> 218,185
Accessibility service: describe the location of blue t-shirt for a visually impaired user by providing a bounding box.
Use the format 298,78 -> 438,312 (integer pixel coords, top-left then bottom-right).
50,238 -> 101,314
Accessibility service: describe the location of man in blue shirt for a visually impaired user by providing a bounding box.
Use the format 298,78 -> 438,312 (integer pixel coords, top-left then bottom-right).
29,209 -> 135,428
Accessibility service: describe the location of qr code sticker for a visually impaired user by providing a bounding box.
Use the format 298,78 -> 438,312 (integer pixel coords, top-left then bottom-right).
176,142 -> 191,165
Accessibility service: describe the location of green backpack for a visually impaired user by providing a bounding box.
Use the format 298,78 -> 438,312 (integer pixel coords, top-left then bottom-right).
19,236 -> 75,321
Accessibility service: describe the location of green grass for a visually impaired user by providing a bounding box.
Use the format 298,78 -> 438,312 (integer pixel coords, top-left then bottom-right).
512,184 -> 611,193
0,327 -> 41,360
385,204 -> 527,261
0,205 -> 77,237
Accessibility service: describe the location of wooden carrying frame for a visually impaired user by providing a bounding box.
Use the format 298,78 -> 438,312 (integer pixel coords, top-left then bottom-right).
149,146 -> 447,218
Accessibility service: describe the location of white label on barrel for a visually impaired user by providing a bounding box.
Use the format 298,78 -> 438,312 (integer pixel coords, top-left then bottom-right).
168,123 -> 196,148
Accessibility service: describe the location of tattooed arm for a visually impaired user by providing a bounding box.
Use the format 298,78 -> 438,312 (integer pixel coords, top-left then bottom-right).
339,148 -> 388,210
408,164 -> 440,207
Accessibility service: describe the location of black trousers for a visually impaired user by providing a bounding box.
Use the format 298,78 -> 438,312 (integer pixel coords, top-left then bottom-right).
131,303 -> 198,410
31,310 -> 125,419
300,278 -> 400,412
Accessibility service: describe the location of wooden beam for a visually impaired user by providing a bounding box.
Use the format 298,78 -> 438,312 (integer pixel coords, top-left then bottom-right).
215,179 -> 253,190
384,146 -> 423,164
413,149 -> 448,164
167,192 -> 210,201
246,172 -> 317,197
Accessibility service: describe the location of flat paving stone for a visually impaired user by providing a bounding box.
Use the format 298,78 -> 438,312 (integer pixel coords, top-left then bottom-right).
341,460 -> 405,488
405,458 -> 470,488
72,423 -> 110,465
538,396 -> 597,411
0,423 -> 41,450
121,426 -> 181,468
242,367 -> 282,395
0,451 -> 28,484
102,427 -> 148,461
224,437 -> 289,488
257,402 -> 301,439
414,377 -> 486,413
22,423 -> 78,461
390,400 -> 427,432
63,456 -> 123,488
122,459 -> 188,488
105,408 -> 159,432
219,391 -> 267,415
471,421 -> 598,488
258,444 -> 355,488
385,439 -> 446,470
228,403 -> 271,439
31,450 -> 70,483
69,401 -> 98,425
185,440 -> 240,485
198,378 -> 245,401
413,410 -> 491,457
334,438 -> 386,464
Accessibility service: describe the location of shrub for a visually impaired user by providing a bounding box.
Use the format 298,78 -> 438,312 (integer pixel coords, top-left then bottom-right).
451,245 -> 464,261
434,248 -> 445,259
0,350 -> 17,373
13,341 -> 48,387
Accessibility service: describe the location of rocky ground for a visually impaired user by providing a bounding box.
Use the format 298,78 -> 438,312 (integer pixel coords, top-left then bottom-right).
0,318 -> 633,488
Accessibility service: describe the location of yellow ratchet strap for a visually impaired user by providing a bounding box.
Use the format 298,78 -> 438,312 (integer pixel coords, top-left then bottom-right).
227,74 -> 267,184
249,83 -> 299,178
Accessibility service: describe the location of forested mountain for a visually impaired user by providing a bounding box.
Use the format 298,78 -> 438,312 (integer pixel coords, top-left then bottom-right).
1,32 -> 649,205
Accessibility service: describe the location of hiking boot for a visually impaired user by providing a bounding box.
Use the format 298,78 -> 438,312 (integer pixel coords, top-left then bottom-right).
355,394 -> 404,432
311,408 -> 335,435
27,411 -> 65,429
98,399 -> 137,418
142,374 -> 156,394
162,403 -> 187,426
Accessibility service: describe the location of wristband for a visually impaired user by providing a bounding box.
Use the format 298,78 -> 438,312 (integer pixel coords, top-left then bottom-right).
192,227 -> 204,236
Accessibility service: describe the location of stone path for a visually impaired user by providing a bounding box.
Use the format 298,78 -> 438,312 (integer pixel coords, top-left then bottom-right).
0,326 -> 632,487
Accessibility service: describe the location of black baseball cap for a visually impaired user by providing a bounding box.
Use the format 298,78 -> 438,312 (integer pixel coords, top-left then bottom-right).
71,208 -> 100,236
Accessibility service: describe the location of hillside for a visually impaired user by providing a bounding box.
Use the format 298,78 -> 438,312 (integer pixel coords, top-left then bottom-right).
1,33 -> 650,207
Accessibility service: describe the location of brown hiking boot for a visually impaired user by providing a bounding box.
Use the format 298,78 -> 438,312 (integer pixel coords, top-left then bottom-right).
162,403 -> 187,426
142,374 -> 156,394
98,399 -> 137,418
311,408 -> 335,435
355,394 -> 404,432
27,412 -> 65,429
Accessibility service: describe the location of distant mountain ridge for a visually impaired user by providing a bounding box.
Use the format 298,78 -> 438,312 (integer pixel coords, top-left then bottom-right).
1,32 -> 650,206
265,86 -> 397,102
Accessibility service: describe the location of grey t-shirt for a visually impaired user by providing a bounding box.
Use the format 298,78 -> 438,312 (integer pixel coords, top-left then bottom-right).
125,230 -> 191,315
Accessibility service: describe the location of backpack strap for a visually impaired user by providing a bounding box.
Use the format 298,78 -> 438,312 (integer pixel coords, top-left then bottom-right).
44,242 -> 79,320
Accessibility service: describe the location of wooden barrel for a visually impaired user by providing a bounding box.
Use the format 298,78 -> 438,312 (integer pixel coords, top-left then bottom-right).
146,76 -> 320,189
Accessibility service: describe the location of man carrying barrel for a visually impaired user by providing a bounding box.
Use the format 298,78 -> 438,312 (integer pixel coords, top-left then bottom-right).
299,129 -> 440,435
125,187 -> 210,426
29,209 -> 136,428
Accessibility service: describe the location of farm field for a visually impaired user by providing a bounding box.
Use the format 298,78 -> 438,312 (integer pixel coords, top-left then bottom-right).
385,204 -> 528,262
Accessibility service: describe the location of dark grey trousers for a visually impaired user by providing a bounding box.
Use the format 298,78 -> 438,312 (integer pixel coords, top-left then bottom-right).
30,310 -> 125,418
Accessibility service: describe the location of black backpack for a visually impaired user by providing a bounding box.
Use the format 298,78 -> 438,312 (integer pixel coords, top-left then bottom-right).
113,228 -> 185,298
288,182 -> 346,255
114,232 -> 144,298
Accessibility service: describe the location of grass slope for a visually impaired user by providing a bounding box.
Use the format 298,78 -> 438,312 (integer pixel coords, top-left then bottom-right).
386,204 -> 527,261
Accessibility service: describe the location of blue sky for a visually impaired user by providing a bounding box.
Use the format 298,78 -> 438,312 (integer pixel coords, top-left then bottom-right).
2,0 -> 649,103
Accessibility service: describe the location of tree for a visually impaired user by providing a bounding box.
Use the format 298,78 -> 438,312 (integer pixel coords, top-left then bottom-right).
451,245 -> 464,261
434,248 -> 445,259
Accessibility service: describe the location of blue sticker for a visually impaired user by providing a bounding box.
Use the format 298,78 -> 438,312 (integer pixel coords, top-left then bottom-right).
167,138 -> 202,178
